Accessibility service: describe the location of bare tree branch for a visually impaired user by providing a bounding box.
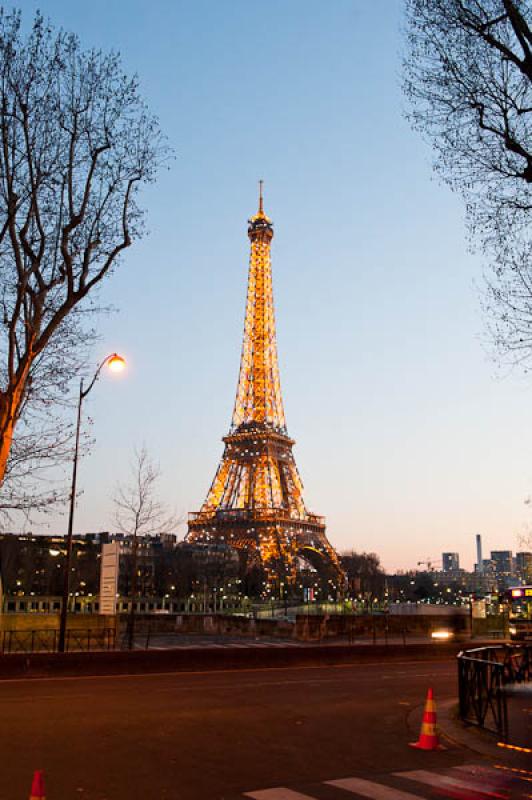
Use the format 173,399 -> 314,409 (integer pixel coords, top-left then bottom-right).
0,10 -> 169,490
403,0 -> 532,367
113,446 -> 178,649
113,447 -> 177,539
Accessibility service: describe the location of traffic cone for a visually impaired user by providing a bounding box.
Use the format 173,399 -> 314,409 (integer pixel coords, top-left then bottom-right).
409,687 -> 444,750
29,770 -> 45,800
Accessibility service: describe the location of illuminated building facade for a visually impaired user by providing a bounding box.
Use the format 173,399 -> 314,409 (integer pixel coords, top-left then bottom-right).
442,552 -> 460,573
187,186 -> 343,593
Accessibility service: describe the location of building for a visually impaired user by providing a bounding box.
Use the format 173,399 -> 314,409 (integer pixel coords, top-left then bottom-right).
0,531 -> 178,604
475,534 -> 483,574
515,552 -> 532,583
442,552 -> 459,572
490,550 -> 514,585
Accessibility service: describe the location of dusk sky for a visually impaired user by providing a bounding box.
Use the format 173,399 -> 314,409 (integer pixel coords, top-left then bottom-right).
23,0 -> 532,571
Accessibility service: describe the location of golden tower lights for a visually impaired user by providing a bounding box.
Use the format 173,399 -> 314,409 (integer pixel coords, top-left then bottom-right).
188,185 -> 343,593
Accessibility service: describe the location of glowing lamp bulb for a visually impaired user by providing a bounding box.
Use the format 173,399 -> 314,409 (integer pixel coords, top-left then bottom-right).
107,353 -> 126,373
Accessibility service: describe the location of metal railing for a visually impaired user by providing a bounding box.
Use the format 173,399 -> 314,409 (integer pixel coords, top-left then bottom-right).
188,509 -> 325,526
457,644 -> 531,740
1,628 -> 116,654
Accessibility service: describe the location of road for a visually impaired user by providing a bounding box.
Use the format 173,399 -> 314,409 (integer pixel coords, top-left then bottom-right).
0,658 -> 529,800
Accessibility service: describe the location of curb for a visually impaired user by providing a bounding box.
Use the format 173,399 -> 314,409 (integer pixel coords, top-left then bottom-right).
435,698 -> 531,768
437,699 -> 502,758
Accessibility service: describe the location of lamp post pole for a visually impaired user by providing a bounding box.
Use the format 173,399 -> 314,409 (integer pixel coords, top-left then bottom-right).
58,354 -> 125,653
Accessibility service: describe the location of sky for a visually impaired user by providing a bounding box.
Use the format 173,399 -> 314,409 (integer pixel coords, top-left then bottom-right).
19,0 -> 532,571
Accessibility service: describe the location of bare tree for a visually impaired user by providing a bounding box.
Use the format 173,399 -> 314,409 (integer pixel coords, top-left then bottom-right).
0,10 -> 167,489
0,319 -> 91,520
113,447 -> 176,649
403,0 -> 532,364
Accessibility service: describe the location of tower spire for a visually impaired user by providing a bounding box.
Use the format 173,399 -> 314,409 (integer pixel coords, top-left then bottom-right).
232,185 -> 283,431
258,179 -> 264,215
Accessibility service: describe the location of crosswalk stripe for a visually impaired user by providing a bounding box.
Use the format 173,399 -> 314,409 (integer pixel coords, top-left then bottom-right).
244,789 -> 317,799
396,769 -> 506,798
243,762 -> 525,800
326,777 -> 425,799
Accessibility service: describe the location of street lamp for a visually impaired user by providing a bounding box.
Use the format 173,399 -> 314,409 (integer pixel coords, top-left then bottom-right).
58,352 -> 126,653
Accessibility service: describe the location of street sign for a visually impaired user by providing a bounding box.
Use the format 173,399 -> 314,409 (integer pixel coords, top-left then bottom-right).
99,542 -> 119,615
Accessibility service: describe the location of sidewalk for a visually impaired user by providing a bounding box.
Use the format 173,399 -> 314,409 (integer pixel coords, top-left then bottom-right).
504,683 -> 532,751
435,697 -> 531,770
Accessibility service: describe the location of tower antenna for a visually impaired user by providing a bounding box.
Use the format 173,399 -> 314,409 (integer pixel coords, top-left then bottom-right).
258,179 -> 264,214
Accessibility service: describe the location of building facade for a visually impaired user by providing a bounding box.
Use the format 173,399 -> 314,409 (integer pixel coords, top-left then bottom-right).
442,552 -> 460,572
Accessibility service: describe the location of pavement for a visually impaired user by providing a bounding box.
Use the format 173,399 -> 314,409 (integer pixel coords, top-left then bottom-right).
134,633 -> 307,649
417,694 -> 531,758
0,654 -> 530,799
133,634 -> 457,649
505,684 -> 532,750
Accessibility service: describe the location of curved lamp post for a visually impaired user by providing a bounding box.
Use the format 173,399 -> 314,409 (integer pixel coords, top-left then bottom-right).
58,353 -> 126,653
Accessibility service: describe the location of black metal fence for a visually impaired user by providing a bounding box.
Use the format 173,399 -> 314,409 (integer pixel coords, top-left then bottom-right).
457,644 -> 531,740
1,628 -> 116,654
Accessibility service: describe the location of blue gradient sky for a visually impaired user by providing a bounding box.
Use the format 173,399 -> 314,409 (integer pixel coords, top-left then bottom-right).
23,0 -> 532,571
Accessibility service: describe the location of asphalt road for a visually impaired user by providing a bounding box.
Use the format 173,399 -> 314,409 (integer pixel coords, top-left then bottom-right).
0,658 -> 529,800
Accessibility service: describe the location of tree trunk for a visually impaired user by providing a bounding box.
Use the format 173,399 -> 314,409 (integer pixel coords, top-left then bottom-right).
0,385 -> 24,484
0,418 -> 14,485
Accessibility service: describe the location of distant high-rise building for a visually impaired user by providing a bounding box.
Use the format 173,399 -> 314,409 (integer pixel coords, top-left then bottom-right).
490,550 -> 514,586
515,552 -> 532,582
475,534 -> 483,574
442,552 -> 460,572
482,558 -> 495,575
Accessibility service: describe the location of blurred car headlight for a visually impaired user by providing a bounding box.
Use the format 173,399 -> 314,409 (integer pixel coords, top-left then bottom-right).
431,629 -> 453,640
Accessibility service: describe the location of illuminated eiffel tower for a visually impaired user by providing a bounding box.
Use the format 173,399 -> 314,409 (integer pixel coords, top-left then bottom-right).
187,184 -> 343,593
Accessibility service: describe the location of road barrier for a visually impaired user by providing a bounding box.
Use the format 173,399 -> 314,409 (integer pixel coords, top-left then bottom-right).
0,639 -> 492,681
457,644 -> 531,741
1,627 -> 115,654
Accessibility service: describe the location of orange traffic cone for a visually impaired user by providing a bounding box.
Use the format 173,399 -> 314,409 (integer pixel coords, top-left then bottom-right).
29,770 -> 45,800
409,687 -> 444,750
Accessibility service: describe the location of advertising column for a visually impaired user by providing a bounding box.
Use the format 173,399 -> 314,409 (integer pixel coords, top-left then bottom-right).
99,541 -> 120,615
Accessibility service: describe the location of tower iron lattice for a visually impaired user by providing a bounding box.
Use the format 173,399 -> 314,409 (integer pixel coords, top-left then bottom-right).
187,185 -> 344,592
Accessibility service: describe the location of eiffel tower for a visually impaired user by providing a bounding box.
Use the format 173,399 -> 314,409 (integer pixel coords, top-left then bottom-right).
187,185 -> 344,594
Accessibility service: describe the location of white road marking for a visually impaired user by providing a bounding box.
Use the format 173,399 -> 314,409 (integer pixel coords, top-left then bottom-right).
326,777 -> 426,799
396,769 -> 504,797
244,789 -> 317,799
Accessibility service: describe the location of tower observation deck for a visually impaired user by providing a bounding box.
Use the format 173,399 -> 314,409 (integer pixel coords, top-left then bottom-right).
187,185 -> 344,593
